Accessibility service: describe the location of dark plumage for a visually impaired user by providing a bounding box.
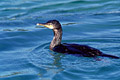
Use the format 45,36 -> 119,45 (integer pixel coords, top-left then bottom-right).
37,20 -> 120,59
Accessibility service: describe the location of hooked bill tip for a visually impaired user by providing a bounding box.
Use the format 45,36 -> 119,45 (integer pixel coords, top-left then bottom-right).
36,23 -> 40,26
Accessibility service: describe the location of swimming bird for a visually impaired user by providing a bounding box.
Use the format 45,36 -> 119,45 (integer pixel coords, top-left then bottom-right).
36,20 -> 119,59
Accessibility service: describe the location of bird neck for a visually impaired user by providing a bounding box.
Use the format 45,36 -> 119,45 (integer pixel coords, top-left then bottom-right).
50,28 -> 62,50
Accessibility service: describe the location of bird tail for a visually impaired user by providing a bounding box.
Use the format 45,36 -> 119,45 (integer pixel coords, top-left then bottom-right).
100,53 -> 120,59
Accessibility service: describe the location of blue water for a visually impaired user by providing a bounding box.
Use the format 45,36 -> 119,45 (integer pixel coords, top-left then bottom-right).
0,0 -> 120,80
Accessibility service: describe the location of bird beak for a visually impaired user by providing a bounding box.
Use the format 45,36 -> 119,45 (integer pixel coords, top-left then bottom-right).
36,23 -> 53,29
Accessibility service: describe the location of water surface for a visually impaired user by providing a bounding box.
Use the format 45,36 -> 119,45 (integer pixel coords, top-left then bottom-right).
0,0 -> 120,80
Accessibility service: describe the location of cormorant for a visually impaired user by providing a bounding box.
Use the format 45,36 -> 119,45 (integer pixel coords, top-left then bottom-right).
36,20 -> 119,59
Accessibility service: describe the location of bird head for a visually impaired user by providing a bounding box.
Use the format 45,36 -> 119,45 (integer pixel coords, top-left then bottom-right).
36,20 -> 61,29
